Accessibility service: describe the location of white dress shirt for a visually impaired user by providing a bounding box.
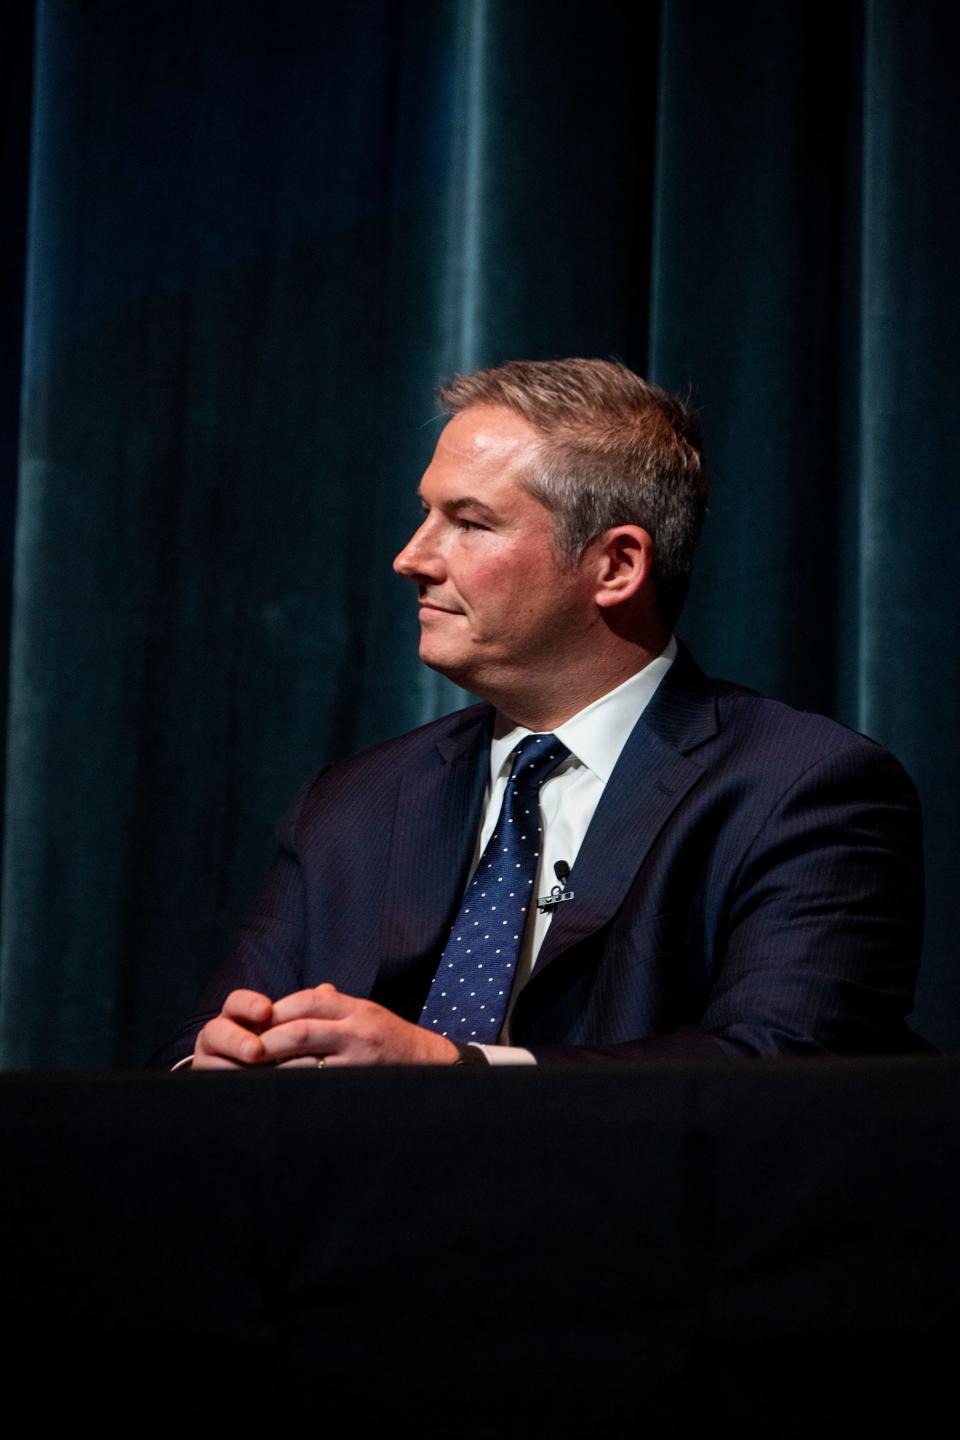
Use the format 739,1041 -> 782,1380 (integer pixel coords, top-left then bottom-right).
472,637 -> 677,1065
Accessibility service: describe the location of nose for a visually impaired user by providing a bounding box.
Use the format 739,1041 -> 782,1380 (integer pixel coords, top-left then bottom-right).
393,516 -> 443,580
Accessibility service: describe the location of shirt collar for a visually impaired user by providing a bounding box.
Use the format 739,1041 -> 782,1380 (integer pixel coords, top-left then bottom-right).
489,636 -> 678,785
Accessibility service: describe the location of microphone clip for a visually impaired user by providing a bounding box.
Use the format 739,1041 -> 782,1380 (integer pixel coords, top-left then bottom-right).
537,883 -> 575,914
537,860 -> 574,914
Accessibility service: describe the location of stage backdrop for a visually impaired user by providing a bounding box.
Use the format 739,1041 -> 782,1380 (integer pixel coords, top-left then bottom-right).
1,0 -> 956,1067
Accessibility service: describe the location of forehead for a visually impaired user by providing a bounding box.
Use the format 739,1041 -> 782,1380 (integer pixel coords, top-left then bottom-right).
427,405 -> 543,487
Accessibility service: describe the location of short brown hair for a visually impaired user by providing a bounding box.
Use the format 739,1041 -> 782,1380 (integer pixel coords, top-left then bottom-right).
437,358 -> 707,627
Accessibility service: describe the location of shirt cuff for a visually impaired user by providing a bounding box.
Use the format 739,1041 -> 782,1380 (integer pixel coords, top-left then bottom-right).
473,1043 -> 537,1066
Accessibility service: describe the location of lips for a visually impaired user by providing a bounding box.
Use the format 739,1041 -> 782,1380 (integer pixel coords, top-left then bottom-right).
418,599 -> 460,615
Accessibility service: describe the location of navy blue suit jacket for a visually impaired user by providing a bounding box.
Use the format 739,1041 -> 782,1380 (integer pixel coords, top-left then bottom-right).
158,646 -> 925,1066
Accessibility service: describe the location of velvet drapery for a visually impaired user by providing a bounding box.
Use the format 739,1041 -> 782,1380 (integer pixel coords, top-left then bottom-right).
1,1 -> 956,1066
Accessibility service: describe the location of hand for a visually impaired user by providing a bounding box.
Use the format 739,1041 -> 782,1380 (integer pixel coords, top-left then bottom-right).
257,983 -> 460,1067
192,989 -> 275,1069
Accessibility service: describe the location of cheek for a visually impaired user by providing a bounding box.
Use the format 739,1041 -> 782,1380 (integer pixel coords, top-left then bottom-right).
454,550 -> 516,602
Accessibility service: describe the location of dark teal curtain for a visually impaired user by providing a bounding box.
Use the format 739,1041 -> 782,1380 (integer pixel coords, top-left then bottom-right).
1,0 -> 956,1068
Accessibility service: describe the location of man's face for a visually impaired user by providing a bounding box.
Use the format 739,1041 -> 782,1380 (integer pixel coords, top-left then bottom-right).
393,405 -> 597,699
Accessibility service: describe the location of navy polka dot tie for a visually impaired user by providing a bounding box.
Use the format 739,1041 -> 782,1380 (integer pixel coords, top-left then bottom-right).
419,733 -> 570,1043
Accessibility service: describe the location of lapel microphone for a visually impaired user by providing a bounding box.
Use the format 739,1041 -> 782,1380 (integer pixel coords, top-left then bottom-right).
538,859 -> 575,913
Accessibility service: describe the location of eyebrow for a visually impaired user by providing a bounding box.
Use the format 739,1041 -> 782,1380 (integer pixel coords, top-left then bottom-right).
416,490 -> 501,523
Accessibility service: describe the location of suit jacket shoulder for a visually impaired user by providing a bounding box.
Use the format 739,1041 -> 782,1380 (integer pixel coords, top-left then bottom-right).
516,643 -> 925,1060
281,702 -> 492,852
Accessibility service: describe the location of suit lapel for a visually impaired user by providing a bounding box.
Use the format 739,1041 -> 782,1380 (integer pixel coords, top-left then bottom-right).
377,705 -> 492,975
532,646 -> 719,975
377,648 -> 722,990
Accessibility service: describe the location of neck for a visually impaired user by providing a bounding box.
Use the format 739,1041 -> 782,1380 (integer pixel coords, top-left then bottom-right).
486,637 -> 670,732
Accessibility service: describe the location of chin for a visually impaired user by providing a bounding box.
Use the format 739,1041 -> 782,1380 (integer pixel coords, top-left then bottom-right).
419,643 -> 475,688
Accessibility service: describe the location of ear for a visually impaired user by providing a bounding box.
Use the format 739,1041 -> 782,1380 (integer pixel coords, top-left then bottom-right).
590,526 -> 655,609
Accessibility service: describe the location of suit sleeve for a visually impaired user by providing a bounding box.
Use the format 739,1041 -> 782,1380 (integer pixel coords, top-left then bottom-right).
146,769 -> 327,1069
530,739 -> 927,1065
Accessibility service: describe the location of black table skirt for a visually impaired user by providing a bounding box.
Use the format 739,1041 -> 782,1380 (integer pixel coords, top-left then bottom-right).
2,1060 -> 957,1435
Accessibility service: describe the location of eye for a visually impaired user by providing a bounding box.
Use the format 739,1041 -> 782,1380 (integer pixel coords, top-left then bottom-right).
456,517 -> 486,532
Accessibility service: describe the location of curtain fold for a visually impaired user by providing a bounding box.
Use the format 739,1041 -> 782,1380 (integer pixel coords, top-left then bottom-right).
1,1 -> 955,1066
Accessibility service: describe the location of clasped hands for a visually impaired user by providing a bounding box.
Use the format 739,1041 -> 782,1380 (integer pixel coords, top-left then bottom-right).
192,984 -> 460,1069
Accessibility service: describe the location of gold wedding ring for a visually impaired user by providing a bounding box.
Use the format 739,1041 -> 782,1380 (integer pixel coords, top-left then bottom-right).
316,1055 -> 326,1069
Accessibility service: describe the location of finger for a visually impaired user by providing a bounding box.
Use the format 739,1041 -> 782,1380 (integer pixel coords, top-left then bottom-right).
275,1056 -> 326,1069
197,1014 -> 268,1066
221,989 -> 274,1028
270,983 -> 353,1025
257,1017 -> 344,1062
190,1052 -> 246,1071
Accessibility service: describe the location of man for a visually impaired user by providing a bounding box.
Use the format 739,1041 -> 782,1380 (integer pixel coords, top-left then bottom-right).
159,359 -> 924,1070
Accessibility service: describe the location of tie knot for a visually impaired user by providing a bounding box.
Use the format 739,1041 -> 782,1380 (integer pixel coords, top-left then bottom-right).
508,733 -> 569,790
